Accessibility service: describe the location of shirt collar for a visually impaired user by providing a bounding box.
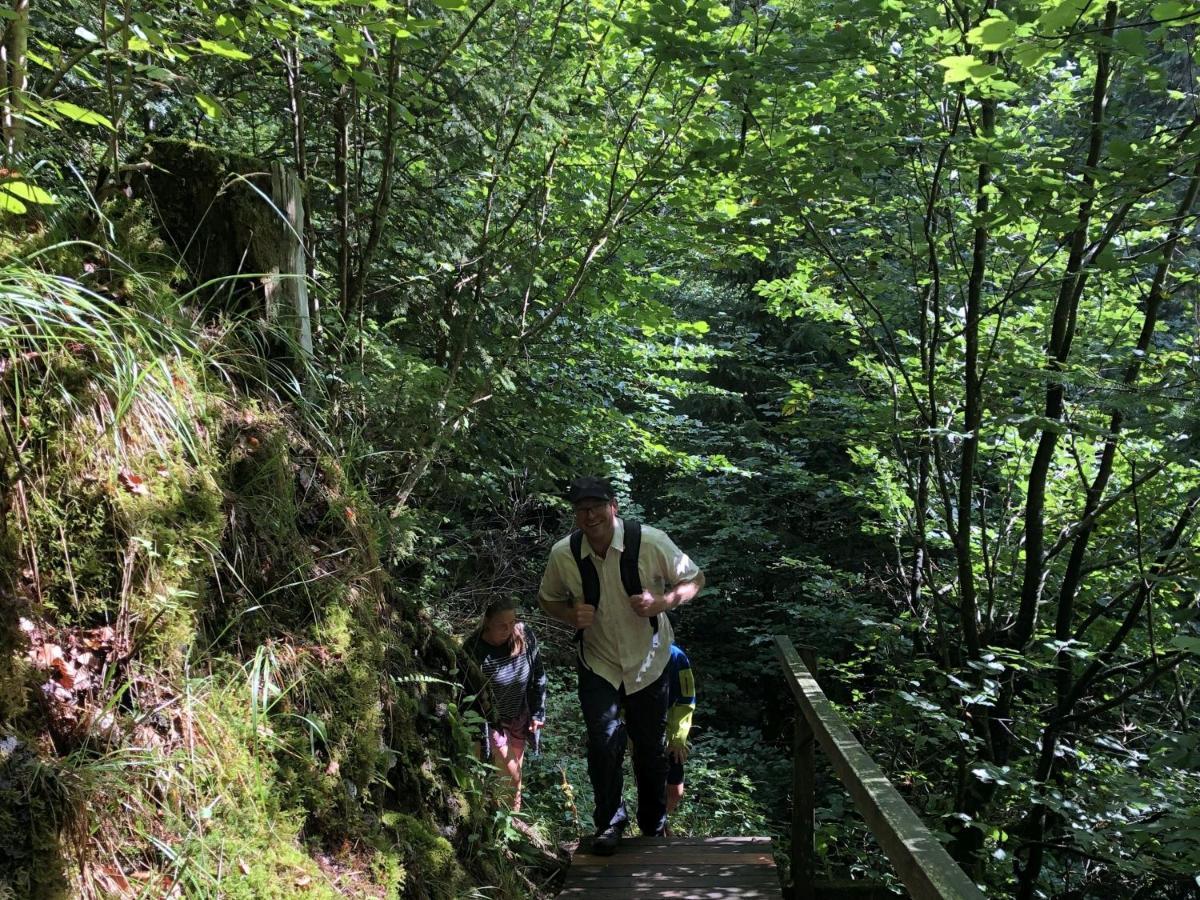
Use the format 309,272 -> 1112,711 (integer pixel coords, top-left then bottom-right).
582,517 -> 624,558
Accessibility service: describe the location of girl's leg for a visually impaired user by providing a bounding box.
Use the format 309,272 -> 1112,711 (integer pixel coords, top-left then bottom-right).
667,781 -> 684,813
509,740 -> 526,812
490,738 -> 523,809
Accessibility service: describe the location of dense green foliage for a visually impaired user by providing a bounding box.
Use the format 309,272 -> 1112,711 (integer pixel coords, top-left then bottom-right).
2,0 -> 1198,897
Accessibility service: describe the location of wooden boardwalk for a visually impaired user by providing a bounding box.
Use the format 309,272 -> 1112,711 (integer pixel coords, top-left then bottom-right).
560,835 -> 781,898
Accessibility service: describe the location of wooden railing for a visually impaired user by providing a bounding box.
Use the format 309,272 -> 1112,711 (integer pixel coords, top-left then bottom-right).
774,636 -> 986,900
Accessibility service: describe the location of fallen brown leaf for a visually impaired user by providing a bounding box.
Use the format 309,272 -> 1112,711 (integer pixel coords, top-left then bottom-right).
118,468 -> 149,495
96,864 -> 131,892
50,656 -> 75,689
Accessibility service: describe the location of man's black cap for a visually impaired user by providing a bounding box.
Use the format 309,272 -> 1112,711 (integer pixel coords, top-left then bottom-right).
566,476 -> 616,504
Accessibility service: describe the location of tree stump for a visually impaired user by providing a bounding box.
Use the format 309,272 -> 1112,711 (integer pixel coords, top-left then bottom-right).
134,139 -> 313,362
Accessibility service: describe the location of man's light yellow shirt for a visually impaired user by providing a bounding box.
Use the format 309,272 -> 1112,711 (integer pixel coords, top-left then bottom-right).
538,518 -> 700,693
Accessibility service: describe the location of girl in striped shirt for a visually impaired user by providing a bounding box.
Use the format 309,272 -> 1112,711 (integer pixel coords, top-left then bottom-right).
465,598 -> 547,811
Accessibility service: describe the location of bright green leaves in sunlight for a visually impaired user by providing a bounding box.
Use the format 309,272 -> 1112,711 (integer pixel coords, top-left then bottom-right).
196,38 -> 253,61
731,0 -> 1200,891
967,14 -> 1017,52
1037,0 -> 1092,31
0,181 -> 57,212
195,94 -> 224,119
938,54 -> 994,84
0,191 -> 27,215
44,99 -> 115,131
713,198 -> 743,219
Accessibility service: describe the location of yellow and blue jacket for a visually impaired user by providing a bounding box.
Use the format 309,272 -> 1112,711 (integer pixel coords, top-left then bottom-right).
667,643 -> 695,749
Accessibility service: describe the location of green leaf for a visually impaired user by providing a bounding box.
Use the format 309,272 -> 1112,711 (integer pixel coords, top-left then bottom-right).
969,62 -> 1002,80
195,93 -> 224,119
1011,44 -> 1051,67
18,107 -> 61,131
26,50 -> 52,71
1171,636 -> 1200,655
1038,0 -> 1089,30
74,25 -> 100,42
0,191 -> 28,214
432,0 -> 468,8
1114,28 -> 1148,56
938,54 -> 979,84
335,44 -> 363,66
45,99 -> 115,130
714,198 -> 741,218
136,64 -> 176,83
215,12 -> 242,36
1151,1 -> 1184,20
968,17 -> 1016,51
0,181 -> 57,205
197,38 -> 253,60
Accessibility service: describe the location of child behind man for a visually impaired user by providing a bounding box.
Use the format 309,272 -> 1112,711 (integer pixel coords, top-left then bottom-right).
665,642 -> 695,832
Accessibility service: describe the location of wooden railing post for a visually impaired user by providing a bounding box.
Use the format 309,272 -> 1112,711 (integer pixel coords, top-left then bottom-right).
792,645 -> 817,900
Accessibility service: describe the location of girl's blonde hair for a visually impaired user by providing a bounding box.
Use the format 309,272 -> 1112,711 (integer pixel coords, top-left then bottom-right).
479,596 -> 525,658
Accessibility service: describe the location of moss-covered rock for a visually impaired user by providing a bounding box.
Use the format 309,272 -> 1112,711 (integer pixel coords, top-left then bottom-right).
381,812 -> 472,900
0,737 -> 69,898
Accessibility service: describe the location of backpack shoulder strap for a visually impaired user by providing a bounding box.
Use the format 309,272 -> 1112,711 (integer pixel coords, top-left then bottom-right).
569,529 -> 601,647
569,529 -> 601,607
619,520 -> 643,596
619,521 -> 658,636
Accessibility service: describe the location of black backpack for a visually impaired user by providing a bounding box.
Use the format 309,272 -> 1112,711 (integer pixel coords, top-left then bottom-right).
569,520 -> 659,643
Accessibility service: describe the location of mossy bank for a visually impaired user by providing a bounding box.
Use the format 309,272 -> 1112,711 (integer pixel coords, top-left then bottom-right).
0,194 -> 537,898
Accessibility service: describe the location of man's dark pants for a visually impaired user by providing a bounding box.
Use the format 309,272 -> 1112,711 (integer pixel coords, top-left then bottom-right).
578,662 -> 670,836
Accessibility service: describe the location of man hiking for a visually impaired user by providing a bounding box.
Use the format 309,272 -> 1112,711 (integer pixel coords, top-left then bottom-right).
538,476 -> 705,854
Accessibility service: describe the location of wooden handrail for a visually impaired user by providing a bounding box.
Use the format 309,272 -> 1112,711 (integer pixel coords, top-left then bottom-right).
774,635 -> 986,900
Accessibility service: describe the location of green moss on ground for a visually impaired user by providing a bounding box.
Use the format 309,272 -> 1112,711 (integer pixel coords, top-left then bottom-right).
381,812 -> 472,900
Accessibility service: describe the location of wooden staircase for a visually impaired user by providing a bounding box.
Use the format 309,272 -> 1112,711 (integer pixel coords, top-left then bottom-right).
560,835 -> 781,899
557,638 -> 988,899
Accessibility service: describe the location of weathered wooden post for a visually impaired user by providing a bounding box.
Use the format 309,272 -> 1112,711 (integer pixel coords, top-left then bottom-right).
267,161 -> 313,361
793,645 -> 817,900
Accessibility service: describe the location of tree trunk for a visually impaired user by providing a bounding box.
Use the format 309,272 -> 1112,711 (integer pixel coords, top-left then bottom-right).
1013,2 -> 1118,649
2,0 -> 29,161
334,88 -> 351,315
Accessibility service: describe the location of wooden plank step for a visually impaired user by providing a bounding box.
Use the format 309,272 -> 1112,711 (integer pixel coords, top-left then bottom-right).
561,873 -> 777,888
561,836 -> 782,898
559,888 -> 781,898
617,836 -> 773,846
573,849 -> 775,865
568,867 -> 779,881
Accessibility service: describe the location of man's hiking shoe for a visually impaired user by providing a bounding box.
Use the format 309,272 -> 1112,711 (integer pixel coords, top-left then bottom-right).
591,823 -> 624,855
